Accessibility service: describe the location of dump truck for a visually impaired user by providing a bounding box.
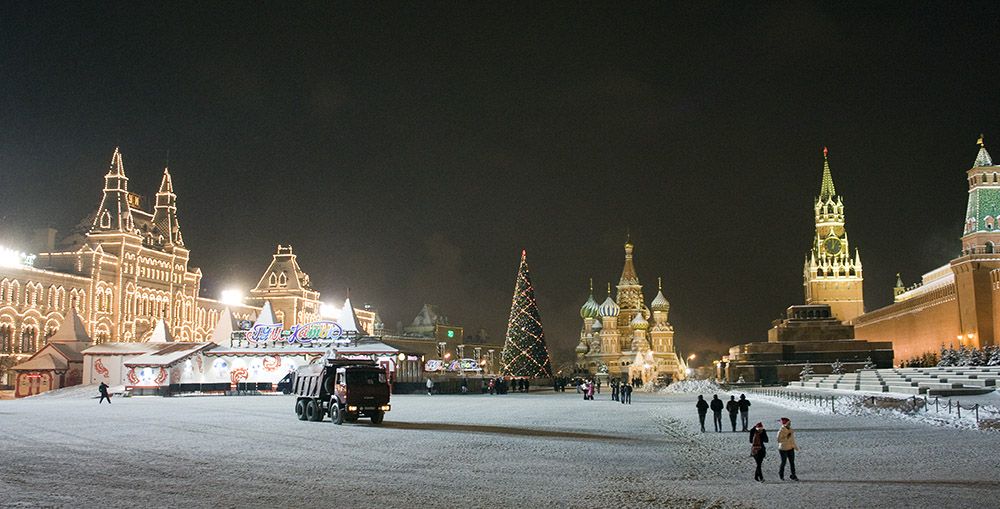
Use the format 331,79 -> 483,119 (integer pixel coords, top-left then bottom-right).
292,358 -> 391,424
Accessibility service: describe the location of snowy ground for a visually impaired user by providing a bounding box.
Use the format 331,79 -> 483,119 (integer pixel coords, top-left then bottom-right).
2,390 -> 999,508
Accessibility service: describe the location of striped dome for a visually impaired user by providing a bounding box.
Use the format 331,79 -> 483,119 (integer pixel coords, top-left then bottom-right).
651,290 -> 670,312
598,296 -> 620,317
630,311 -> 649,330
580,294 -> 600,319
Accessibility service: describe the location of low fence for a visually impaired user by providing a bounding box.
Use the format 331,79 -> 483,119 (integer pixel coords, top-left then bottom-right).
748,388 -> 996,428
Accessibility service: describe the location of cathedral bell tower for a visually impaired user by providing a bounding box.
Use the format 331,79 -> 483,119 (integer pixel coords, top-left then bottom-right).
803,147 -> 864,322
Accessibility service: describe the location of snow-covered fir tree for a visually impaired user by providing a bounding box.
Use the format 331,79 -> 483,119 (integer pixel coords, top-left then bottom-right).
831,359 -> 845,375
799,362 -> 815,380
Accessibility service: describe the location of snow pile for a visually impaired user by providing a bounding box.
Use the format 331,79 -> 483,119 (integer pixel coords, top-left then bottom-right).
751,390 -> 1000,431
659,379 -> 723,394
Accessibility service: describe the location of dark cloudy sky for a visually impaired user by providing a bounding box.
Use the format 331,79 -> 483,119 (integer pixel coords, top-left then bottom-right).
2,3 -> 999,365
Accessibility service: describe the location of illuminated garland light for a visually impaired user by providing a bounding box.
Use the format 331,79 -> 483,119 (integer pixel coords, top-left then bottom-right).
500,250 -> 553,378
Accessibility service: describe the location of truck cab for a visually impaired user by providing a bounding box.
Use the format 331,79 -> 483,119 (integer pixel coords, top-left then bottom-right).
293,359 -> 391,425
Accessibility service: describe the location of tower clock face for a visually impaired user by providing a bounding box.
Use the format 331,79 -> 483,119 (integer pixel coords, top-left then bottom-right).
824,238 -> 842,255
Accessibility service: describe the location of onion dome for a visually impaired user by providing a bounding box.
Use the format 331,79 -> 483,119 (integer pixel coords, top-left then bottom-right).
591,318 -> 603,331
598,284 -> 620,317
575,341 -> 588,353
651,277 -> 670,312
630,311 -> 649,330
579,279 -> 600,319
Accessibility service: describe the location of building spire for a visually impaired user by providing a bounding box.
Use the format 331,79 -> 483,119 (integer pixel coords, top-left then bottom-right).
91,147 -> 136,233
619,239 -> 639,285
975,134 -> 993,167
819,146 -> 837,199
152,166 -> 183,247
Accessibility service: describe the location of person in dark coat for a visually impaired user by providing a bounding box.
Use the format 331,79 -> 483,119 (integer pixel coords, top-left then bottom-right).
98,382 -> 111,404
749,422 -> 769,482
709,394 -> 724,432
738,394 -> 751,431
726,396 -> 739,432
623,382 -> 632,404
611,380 -> 619,401
695,395 -> 709,432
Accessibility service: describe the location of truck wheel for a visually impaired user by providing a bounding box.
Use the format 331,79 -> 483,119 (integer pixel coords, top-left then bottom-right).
330,401 -> 344,425
370,410 -> 384,425
306,399 -> 323,422
295,399 -> 308,421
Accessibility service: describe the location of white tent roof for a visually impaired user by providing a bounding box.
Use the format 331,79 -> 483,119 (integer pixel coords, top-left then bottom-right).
209,308 -> 237,346
147,319 -> 175,343
254,301 -> 277,327
339,296 -> 363,334
48,308 -> 91,343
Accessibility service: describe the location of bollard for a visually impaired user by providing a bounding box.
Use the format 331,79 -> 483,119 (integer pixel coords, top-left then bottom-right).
975,404 -> 979,424
831,396 -> 835,413
935,398 -> 939,413
957,401 -> 961,419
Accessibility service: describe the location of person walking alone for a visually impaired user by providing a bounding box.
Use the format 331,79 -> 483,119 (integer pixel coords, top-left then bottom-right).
696,395 -> 709,432
749,422 -> 769,482
611,380 -> 619,402
726,396 -> 739,432
777,417 -> 799,481
738,394 -> 751,431
710,395 -> 724,432
622,382 -> 632,404
98,382 -> 111,404
426,377 -> 434,396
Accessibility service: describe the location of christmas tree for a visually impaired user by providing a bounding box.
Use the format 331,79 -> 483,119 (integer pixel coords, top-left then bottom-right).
501,250 -> 553,378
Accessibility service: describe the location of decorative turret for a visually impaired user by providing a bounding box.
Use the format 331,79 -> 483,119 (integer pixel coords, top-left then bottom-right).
893,273 -> 906,300
90,147 -> 137,234
151,167 -> 184,248
651,277 -> 670,312
962,134 -> 1000,255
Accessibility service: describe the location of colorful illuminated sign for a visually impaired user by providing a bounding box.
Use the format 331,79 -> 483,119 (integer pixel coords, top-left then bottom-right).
245,321 -> 346,345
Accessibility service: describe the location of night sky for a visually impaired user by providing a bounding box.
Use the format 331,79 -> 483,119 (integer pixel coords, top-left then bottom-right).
3,3 -> 1000,366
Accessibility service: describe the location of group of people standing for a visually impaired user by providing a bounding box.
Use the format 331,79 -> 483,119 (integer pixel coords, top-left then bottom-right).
610,379 -> 633,404
696,393 -> 800,482
696,394 -> 751,432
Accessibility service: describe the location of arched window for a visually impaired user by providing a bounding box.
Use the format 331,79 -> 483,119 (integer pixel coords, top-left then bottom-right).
0,324 -> 13,353
278,272 -> 288,287
19,324 -> 38,353
269,273 -> 277,286
987,242 -> 995,254
987,216 -> 995,230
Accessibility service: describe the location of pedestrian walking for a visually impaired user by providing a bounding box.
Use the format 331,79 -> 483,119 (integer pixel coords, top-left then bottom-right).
461,378 -> 469,394
726,396 -> 739,432
696,395 -> 709,432
710,394 -> 724,432
595,379 -> 601,394
749,422 -> 769,482
738,394 -> 751,431
777,417 -> 799,481
611,381 -> 619,402
623,382 -> 632,404
426,378 -> 434,396
98,382 -> 111,404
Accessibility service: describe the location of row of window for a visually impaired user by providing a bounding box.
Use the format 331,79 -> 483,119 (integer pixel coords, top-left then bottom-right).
0,280 -> 86,312
815,268 -> 858,277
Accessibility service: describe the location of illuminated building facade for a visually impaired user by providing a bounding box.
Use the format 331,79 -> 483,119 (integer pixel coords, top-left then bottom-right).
575,241 -> 683,382
1,149 -> 373,385
856,137 -> 1000,361
803,148 -> 865,322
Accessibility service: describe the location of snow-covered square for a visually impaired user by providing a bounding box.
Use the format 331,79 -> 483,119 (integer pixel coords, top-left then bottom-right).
2,388 -> 998,508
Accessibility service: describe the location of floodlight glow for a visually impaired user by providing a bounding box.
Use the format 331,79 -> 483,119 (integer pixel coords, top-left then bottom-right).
220,290 -> 244,306
0,247 -> 35,269
320,303 -> 339,318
